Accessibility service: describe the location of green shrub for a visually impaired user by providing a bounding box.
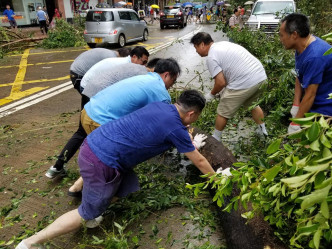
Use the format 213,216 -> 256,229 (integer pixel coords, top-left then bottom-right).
41,18 -> 85,48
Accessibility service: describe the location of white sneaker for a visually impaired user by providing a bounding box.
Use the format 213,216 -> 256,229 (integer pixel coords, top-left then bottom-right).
255,126 -> 268,137
85,216 -> 103,228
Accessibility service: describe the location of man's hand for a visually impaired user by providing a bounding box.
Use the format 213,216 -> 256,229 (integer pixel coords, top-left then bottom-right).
204,92 -> 215,103
290,105 -> 299,118
193,133 -> 208,150
288,122 -> 301,134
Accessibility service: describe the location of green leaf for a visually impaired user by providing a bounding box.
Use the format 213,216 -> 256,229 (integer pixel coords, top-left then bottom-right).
322,147 -> 332,157
310,139 -> 321,151
296,156 -> 309,167
318,117 -> 329,128
321,200 -> 329,219
263,165 -> 281,182
281,173 -> 312,185
298,223 -> 320,234
323,47 -> 332,55
283,143 -> 293,152
285,156 -> 293,166
291,114 -> 317,125
303,163 -> 329,172
314,171 -> 326,187
266,139 -> 281,155
313,229 -> 322,249
320,133 -> 331,148
315,154 -> 332,163
307,122 -> 320,142
301,185 -> 331,210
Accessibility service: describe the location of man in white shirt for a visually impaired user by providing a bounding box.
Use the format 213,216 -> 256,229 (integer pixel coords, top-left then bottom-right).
190,32 -> 268,141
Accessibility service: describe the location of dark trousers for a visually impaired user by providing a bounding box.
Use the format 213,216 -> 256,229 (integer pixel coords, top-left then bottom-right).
39,20 -> 48,34
54,73 -> 90,170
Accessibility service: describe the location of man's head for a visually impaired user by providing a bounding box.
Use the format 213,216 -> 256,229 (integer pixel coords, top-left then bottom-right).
117,47 -> 132,57
130,46 -> 149,65
279,13 -> 310,50
146,58 -> 161,71
176,90 -> 206,126
234,8 -> 240,16
190,32 -> 214,57
154,58 -> 181,89
6,5 -> 10,9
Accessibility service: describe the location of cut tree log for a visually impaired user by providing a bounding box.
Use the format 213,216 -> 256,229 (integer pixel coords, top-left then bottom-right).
192,127 -> 288,249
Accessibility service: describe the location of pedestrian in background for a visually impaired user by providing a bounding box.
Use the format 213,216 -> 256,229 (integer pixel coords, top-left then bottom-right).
36,6 -> 48,34
229,8 -> 241,29
279,13 -> 332,133
3,4 -> 17,31
190,32 -> 268,141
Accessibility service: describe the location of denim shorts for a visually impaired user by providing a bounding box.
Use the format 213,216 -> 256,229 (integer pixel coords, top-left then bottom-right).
78,140 -> 123,220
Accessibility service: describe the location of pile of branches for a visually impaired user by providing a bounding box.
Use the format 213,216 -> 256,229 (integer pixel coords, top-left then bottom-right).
0,27 -> 43,57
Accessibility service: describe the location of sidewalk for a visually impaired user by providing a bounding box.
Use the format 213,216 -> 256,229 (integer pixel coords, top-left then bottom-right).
20,26 -> 47,39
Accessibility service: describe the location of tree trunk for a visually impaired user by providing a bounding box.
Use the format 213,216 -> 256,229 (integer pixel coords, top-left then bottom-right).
192,127 -> 288,249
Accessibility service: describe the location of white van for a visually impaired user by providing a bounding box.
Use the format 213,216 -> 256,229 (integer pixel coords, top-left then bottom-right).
246,0 -> 296,33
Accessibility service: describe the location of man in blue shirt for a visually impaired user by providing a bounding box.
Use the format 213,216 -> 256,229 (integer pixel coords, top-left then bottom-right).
3,5 -> 17,31
68,58 -> 180,194
279,13 -> 332,133
16,90 -> 214,249
36,6 -> 48,34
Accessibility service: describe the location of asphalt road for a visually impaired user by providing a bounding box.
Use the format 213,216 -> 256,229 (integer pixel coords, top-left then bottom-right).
0,22 -> 228,248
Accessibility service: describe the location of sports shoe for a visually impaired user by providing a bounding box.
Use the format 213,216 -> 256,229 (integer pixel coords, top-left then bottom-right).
85,216 -> 104,228
255,126 -> 268,138
16,240 -> 44,249
45,165 -> 67,179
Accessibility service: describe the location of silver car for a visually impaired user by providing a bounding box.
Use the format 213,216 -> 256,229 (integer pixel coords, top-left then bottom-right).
84,8 -> 149,48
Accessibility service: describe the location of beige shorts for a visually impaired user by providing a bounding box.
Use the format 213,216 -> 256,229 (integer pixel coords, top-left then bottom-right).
81,109 -> 100,134
217,80 -> 266,119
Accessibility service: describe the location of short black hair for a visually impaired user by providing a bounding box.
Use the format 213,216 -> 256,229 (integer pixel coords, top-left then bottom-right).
234,8 -> 238,14
117,47 -> 132,57
177,90 -> 206,113
281,13 -> 310,38
190,32 -> 214,46
146,58 -> 161,69
154,58 -> 181,79
130,46 -> 150,58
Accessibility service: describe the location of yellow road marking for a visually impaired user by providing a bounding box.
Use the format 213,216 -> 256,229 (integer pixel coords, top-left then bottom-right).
0,60 -> 74,69
0,48 -> 48,106
0,76 -> 70,88
8,48 -> 88,57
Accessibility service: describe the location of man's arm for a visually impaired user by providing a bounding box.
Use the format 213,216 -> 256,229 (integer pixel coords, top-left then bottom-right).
210,71 -> 227,95
184,150 -> 215,176
295,84 -> 319,118
293,77 -> 302,106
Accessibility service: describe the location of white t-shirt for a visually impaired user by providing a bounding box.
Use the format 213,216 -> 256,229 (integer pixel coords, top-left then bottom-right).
207,42 -> 267,90
81,56 -> 131,89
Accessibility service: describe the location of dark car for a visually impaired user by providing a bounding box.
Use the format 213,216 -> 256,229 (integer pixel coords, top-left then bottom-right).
159,6 -> 187,29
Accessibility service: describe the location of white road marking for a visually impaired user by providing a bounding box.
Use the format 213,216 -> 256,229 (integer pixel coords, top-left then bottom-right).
0,26 -> 203,119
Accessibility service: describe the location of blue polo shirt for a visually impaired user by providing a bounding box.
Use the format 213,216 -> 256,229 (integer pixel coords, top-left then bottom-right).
36,10 -> 47,21
84,72 -> 171,125
3,9 -> 15,21
295,37 -> 332,116
87,102 -> 195,172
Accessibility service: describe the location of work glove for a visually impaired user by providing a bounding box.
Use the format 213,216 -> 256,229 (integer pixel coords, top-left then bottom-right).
204,92 -> 215,103
288,122 -> 301,134
290,105 -> 299,118
216,167 -> 232,176
192,133 -> 208,150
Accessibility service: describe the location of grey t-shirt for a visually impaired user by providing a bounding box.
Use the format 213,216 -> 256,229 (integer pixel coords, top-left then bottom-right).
82,63 -> 148,98
70,48 -> 117,76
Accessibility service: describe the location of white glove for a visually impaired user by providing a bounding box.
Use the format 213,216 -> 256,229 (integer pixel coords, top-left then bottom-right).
192,133 -> 208,150
216,167 -> 232,176
204,92 -> 215,103
290,105 -> 299,118
288,122 -> 301,134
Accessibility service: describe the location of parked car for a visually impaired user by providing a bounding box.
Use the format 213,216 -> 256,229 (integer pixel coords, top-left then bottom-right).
159,5 -> 187,29
84,8 -> 149,48
245,0 -> 296,33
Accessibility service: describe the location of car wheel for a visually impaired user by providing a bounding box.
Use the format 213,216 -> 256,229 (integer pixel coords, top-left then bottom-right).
118,34 -> 126,47
143,29 -> 148,41
160,24 -> 165,29
87,43 -> 96,48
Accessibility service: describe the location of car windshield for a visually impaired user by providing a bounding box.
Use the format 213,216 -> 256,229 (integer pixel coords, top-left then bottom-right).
86,11 -> 114,21
163,7 -> 180,14
252,1 -> 294,15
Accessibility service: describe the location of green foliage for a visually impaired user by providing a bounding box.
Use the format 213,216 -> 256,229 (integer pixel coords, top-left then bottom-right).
41,18 -> 85,48
188,115 -> 332,248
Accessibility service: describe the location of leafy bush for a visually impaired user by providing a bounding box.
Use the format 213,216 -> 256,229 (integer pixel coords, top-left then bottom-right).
189,114 -> 332,248
41,18 -> 85,48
